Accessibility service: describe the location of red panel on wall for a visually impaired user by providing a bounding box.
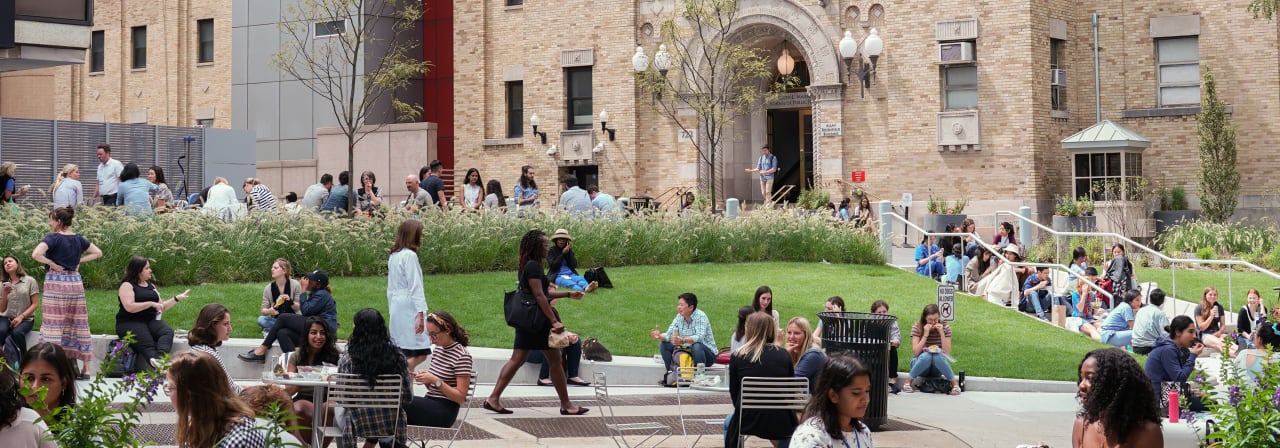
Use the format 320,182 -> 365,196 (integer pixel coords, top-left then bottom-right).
422,0 -> 453,169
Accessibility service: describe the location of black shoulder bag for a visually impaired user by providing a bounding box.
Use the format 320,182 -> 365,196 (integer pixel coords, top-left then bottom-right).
504,270 -> 547,332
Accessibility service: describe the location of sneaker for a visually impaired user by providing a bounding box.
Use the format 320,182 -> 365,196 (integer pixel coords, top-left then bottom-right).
889,382 -> 902,394
584,281 -> 599,293
902,382 -> 915,393
237,350 -> 266,363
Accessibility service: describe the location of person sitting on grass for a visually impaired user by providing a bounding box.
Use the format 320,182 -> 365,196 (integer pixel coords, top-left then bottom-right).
1021,266 -> 1052,321
785,317 -> 826,392
942,243 -> 963,286
1094,290 -> 1140,348
913,234 -> 944,280
652,292 -> 717,375
1074,348 -> 1163,448
789,355 -> 873,448
546,229 -> 598,293
963,246 -> 996,294
257,258 -> 302,333
904,304 -> 960,395
1074,267 -> 1108,320
240,270 -> 339,363
1131,289 -> 1170,355
1144,315 -> 1206,412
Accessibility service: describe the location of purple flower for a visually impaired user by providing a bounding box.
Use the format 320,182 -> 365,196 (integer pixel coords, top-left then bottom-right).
1255,375 -> 1263,385
1229,385 -> 1242,406
1271,387 -> 1280,409
1196,373 -> 1206,384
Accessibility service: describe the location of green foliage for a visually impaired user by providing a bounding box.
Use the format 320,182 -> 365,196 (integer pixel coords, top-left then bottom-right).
1197,67 -> 1241,224
1024,236 -> 1106,265
0,206 -> 882,289
1170,186 -> 1189,211
926,195 -> 968,215
254,402 -> 306,448
1196,247 -> 1217,260
1054,195 -> 1095,217
796,189 -> 831,210
1193,340 -> 1280,447
1250,0 -> 1279,20
1155,221 -> 1280,267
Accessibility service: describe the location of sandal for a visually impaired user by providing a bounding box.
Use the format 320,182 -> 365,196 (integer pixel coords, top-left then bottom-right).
902,383 -> 915,393
567,378 -> 592,387
537,379 -> 553,387
483,400 -> 514,414
949,386 -> 962,396
559,406 -> 590,415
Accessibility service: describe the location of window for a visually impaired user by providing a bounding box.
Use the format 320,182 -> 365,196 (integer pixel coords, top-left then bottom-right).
943,65 -> 977,110
506,0 -> 523,5
1050,38 -> 1066,111
131,26 -> 147,69
89,30 -> 104,72
506,81 -> 523,138
1157,37 -> 1199,106
314,20 -> 346,37
197,19 -> 214,63
196,119 -> 214,128
1073,152 -> 1143,200
565,67 -> 593,129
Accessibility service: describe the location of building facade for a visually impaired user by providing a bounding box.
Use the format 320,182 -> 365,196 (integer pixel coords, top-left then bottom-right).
449,0 -> 1280,225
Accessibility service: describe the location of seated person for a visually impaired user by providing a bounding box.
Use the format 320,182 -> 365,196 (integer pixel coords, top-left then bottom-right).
407,311 -> 474,428
1073,267 -> 1108,320
527,333 -> 590,387
1131,289 -> 1170,355
1145,315 -> 1206,412
285,317 -> 341,446
650,293 -> 717,373
240,385 -> 305,445
1075,348 -> 1164,447
725,312 -> 798,448
115,256 -> 187,371
963,247 -> 995,294
913,235 -> 943,279
1235,320 -> 1280,384
258,259 -> 302,332
904,304 -> 960,395
546,229 -> 598,293
784,317 -> 826,392
240,270 -> 339,362
1092,290 -> 1140,347
1020,266 -> 1051,320
974,245 -> 1023,307
942,243 -> 963,286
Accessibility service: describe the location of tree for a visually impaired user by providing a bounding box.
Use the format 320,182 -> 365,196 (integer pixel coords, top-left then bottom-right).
1197,66 -> 1240,224
274,0 -> 429,212
633,0 -> 791,206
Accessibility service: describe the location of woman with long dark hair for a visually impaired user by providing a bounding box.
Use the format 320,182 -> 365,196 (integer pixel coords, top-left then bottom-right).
461,168 -> 485,211
513,165 -> 540,210
1075,348 -> 1163,447
115,256 -> 188,371
168,351 -> 265,447
19,342 -> 77,421
337,308 -> 413,448
871,300 -> 903,394
1103,243 -> 1135,299
188,303 -> 242,393
904,304 -> 959,395
730,305 -> 754,354
483,179 -> 505,210
992,221 -> 1017,250
725,312 -> 797,448
1144,315 -> 1205,412
752,285 -> 779,326
31,207 -> 102,379
407,311 -> 474,427
147,166 -> 173,211
286,316 -> 340,446
388,220 -> 430,371
485,229 -> 588,415
1,256 -> 39,361
239,270 -> 338,362
790,355 -> 873,448
0,364 -> 55,447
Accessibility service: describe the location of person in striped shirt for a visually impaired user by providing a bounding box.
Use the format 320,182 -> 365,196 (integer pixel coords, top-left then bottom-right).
406,311 -> 474,428
243,178 -> 278,213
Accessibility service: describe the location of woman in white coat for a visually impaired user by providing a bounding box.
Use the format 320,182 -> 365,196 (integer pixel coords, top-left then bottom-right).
202,177 -> 244,222
388,219 -> 430,371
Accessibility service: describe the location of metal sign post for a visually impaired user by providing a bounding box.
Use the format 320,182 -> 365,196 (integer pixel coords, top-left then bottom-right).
937,284 -> 956,322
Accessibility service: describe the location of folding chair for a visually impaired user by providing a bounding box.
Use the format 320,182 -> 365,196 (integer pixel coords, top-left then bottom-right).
593,371 -> 672,448
321,373 -> 406,445
674,365 -> 724,447
733,377 -> 808,448
407,373 -> 477,448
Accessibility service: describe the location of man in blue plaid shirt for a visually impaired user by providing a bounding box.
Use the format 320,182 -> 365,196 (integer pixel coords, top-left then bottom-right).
650,292 -> 718,372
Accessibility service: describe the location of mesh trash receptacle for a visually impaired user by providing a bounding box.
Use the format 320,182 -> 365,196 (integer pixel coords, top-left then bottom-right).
818,311 -> 897,430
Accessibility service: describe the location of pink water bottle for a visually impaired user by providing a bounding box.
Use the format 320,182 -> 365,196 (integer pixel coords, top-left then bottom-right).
1168,389 -> 1180,423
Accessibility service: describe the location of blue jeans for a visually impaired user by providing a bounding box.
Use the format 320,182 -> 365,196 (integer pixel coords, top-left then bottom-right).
555,274 -> 589,291
1024,290 -> 1048,317
257,315 -> 277,330
1101,329 -> 1133,347
527,339 -> 583,380
917,260 -> 944,279
908,352 -> 955,381
659,341 -> 716,371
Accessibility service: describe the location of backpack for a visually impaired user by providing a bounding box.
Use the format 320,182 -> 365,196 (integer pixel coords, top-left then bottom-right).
584,267 -> 614,288
104,339 -> 137,378
661,348 -> 695,387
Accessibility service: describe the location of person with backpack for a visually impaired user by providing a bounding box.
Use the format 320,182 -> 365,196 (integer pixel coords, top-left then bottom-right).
651,293 -> 717,379
744,145 -> 778,203
1103,243 -> 1136,300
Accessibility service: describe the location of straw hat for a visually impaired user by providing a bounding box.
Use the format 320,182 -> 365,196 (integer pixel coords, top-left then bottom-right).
550,229 -> 573,242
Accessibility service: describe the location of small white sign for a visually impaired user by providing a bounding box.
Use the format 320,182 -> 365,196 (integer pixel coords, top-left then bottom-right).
937,284 -> 956,322
817,122 -> 842,137
678,128 -> 696,143
901,193 -> 913,209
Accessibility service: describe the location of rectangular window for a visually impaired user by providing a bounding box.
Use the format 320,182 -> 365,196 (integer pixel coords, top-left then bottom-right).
314,20 -> 346,38
90,30 -> 104,72
565,67 -> 593,129
506,81 -> 523,138
1073,152 -> 1143,200
197,19 -> 214,63
1050,38 -> 1066,111
131,26 -> 147,69
943,65 -> 977,110
196,119 -> 214,127
1157,36 -> 1199,106
506,0 -> 523,5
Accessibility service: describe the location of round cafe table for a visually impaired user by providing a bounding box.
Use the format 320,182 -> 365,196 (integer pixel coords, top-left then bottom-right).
264,374 -> 331,448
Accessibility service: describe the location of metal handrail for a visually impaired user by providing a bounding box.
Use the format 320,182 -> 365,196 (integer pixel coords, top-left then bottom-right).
993,210 -> 1280,311
881,211 -> 1114,301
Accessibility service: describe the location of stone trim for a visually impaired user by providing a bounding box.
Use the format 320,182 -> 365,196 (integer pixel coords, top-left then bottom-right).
1120,104 -> 1230,118
1049,18 -> 1067,40
936,18 -> 979,41
560,49 -> 594,68
481,138 -> 524,148
1150,15 -> 1200,38
502,65 -> 524,82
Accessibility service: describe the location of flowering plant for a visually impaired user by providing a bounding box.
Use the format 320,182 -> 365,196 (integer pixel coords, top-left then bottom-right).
926,194 -> 968,215
1053,195 -> 1095,217
1190,334 -> 1280,446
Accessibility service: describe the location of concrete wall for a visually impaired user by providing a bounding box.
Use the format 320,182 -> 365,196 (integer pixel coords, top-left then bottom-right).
254,122 -> 437,199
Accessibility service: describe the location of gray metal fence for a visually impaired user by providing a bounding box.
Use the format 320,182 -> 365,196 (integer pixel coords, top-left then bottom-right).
0,118 -> 206,206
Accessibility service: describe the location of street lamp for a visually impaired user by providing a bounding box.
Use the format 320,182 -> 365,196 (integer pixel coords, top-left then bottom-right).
598,109 -> 616,141
839,29 -> 885,98
634,44 -> 673,101
530,113 -> 547,145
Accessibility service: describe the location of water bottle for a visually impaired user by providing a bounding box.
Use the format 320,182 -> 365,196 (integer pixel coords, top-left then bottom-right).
1168,389 -> 1180,423
695,363 -> 706,381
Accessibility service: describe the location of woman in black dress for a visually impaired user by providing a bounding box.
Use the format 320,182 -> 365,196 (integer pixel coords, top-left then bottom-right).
484,229 -> 588,415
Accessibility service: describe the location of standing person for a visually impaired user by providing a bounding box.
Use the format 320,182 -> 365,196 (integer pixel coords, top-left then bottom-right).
460,168 -> 484,211
744,145 -> 778,203
0,365 -> 57,448
870,300 -> 903,394
421,160 -> 447,210
1144,315 -> 1206,413
903,304 -> 960,395
1192,286 -> 1227,354
399,174 -> 430,212
188,303 -> 242,393
1131,289 -> 1171,355
789,355 -> 873,448
51,164 -> 83,209
167,351 -> 267,448
115,163 -> 159,217
587,184 -> 617,217
147,166 -> 174,211
1236,288 -> 1265,349
1075,348 -> 1163,448
0,162 -> 28,206
337,308 -> 413,448
93,144 -> 124,206
483,179 -> 506,210
285,317 -> 341,445
558,175 -> 592,214
546,229 -> 597,292
484,230 -> 588,416
19,343 -> 77,421
651,293 -> 717,373
1103,244 -> 1136,299
942,243 -> 964,286
1,256 -> 39,361
256,259 -> 301,333
30,207 -> 102,379
512,165 -> 539,210
301,174 -> 333,211
243,178 -> 278,213
387,220 -> 430,371
321,171 -> 351,214
785,317 -> 826,391
725,311 -> 797,448
115,256 -> 188,372
354,170 -> 383,216
239,270 -> 338,362
406,311 -> 474,428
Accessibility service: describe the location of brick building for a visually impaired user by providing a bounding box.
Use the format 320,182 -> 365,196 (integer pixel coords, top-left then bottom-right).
446,0 -> 1280,225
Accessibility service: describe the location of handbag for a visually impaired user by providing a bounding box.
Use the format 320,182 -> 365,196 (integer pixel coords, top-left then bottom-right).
503,288 -> 547,332
549,330 -> 573,349
582,338 -> 613,362
584,267 -> 614,288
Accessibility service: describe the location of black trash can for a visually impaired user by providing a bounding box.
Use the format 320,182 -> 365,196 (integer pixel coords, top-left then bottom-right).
818,311 -> 896,430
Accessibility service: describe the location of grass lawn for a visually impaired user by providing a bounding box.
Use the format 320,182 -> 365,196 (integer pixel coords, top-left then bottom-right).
70,262 -> 1110,381
1137,267 -> 1280,309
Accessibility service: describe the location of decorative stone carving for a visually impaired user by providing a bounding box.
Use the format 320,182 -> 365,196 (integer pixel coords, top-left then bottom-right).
560,49 -> 594,68
936,18 -> 979,41
936,110 -> 980,151
701,0 -> 842,87
559,129 -> 596,162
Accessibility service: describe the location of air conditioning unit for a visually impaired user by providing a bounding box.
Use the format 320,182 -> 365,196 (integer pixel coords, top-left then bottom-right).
938,42 -> 975,63
1051,69 -> 1067,86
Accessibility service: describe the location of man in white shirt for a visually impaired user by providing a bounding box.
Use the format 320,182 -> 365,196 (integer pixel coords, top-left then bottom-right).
93,144 -> 124,206
399,174 -> 430,212
587,184 -> 617,217
558,175 -> 592,214
300,173 -> 333,212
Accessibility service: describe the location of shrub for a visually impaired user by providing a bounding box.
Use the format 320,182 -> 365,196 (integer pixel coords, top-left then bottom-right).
1025,235 -> 1107,265
1196,247 -> 1217,260
0,205 -> 883,288
796,189 -> 831,210
926,195 -> 968,214
1054,195 -> 1095,217
1170,186 -> 1189,211
1155,221 -> 1280,264
1197,67 -> 1241,224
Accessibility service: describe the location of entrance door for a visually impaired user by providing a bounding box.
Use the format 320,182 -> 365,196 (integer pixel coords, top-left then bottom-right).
559,165 -> 599,190
766,109 -> 813,203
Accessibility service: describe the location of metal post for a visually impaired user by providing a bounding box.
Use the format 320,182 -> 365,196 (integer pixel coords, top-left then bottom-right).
1019,206 -> 1032,248
1172,263 -> 1177,305
154,126 -> 160,164
879,200 -> 892,263
1228,264 -> 1234,312
52,120 -> 59,176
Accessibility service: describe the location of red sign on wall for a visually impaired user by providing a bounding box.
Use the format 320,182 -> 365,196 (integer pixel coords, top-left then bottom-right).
851,171 -> 866,183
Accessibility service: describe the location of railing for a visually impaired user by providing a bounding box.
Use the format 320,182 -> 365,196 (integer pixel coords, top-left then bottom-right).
876,203 -> 1114,302
993,210 -> 1280,311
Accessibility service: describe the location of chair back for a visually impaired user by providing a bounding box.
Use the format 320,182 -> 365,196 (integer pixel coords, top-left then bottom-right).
329,373 -> 404,440
592,371 -> 616,419
738,376 -> 808,412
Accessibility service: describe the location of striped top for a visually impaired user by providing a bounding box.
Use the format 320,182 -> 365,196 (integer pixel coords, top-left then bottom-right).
247,184 -> 277,212
190,344 -> 243,394
425,342 -> 472,400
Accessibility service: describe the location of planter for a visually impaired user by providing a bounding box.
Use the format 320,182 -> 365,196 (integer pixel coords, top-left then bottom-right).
1052,215 -> 1096,233
923,214 -> 968,233
1152,210 -> 1197,234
